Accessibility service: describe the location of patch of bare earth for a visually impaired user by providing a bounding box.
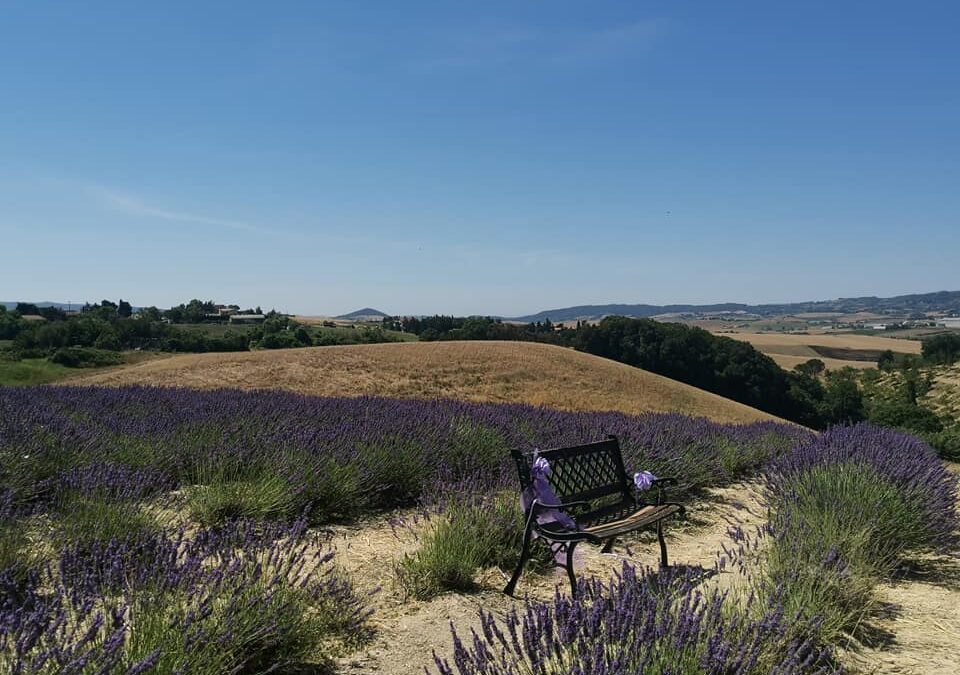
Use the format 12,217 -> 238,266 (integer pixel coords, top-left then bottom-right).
69,341 -> 782,425
845,555 -> 960,674
846,462 -> 960,674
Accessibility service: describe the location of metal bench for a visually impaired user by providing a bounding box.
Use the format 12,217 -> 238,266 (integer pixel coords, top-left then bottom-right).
504,435 -> 685,597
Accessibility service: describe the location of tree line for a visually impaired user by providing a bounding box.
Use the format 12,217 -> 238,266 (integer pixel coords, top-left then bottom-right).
0,300 -> 404,367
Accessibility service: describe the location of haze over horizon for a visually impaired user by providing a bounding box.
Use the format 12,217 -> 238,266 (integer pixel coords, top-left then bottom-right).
2,2 -> 958,316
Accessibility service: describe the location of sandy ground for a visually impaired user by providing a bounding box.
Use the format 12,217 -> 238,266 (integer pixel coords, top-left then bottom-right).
70,341 -> 782,425
328,484 -> 767,675
329,471 -> 960,675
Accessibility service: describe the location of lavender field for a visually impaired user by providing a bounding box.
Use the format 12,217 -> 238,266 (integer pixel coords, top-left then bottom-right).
1,386 -> 956,673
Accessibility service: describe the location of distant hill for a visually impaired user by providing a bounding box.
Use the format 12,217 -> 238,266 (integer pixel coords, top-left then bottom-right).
336,307 -> 389,321
71,341 -> 782,425
511,290 -> 960,323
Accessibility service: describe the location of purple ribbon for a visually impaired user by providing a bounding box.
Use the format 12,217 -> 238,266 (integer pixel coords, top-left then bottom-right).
634,470 -> 657,491
520,452 -> 578,531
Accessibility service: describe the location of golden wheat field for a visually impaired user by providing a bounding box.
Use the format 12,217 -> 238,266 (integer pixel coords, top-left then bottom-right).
72,341 -> 780,425
720,332 -> 922,370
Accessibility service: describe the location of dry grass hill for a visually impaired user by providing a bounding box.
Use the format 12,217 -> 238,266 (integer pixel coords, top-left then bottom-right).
72,341 -> 781,425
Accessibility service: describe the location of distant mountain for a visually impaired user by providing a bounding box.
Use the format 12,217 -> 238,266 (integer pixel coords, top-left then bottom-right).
336,307 -> 389,321
511,290 -> 960,323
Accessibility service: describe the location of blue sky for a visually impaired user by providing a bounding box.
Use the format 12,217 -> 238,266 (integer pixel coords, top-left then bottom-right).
1,1 -> 957,316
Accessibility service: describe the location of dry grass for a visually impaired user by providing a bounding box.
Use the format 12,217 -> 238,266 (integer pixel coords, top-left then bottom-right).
727,332 -> 923,353
925,364 -> 960,424
71,341 -> 781,425
719,332 -> 922,371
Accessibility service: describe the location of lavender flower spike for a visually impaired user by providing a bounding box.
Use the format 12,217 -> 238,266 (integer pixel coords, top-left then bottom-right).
634,470 -> 657,491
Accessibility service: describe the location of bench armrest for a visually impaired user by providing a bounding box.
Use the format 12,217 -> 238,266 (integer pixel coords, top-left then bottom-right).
636,477 -> 678,506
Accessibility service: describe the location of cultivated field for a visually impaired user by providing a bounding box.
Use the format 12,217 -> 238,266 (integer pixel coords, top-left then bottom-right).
719,331 -> 922,370
71,341 -> 781,425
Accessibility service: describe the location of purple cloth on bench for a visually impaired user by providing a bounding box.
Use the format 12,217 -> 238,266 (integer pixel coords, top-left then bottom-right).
520,453 -> 578,532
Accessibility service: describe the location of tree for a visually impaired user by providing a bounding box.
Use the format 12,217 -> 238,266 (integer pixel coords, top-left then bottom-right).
138,306 -> 162,322
793,359 -> 825,378
819,368 -> 865,425
117,299 -> 133,318
922,333 -> 960,365
876,350 -> 896,371
15,302 -> 39,315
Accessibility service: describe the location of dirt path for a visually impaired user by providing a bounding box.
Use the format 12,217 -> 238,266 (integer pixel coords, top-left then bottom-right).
848,462 -> 960,674
327,473 -> 960,675
847,555 -> 960,674
328,484 -> 766,675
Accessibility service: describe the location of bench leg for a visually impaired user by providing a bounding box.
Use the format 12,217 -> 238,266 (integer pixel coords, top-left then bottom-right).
657,520 -> 668,568
601,537 -> 617,554
565,542 -> 579,597
504,520 -> 534,596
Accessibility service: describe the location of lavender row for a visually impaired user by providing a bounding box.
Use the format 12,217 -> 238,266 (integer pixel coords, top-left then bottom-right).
1,519 -> 371,674
1,385 -> 811,521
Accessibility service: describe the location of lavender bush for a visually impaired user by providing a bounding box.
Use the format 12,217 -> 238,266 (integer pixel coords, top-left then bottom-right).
1,386 -> 810,524
0,385 -> 818,671
434,562 -> 839,675
1,520 -> 371,674
759,424 -> 959,646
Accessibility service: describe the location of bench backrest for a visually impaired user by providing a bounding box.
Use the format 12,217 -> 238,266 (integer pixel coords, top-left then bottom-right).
511,435 -> 631,516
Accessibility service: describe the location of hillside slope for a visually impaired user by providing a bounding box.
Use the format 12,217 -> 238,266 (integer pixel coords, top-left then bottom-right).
72,341 -> 782,424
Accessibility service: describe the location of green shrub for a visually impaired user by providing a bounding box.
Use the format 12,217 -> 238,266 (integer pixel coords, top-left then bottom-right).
396,492 -> 550,599
924,427 -> 960,460
49,347 -> 122,368
52,497 -> 159,549
445,419 -> 510,477
124,538 -> 367,673
359,439 -> 429,508
867,399 -> 943,435
186,472 -> 295,525
763,462 -> 932,644
298,456 -> 368,522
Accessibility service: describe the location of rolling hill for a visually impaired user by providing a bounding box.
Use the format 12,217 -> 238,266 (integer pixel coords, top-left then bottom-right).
70,341 -> 782,425
512,290 -> 960,322
336,307 -> 389,320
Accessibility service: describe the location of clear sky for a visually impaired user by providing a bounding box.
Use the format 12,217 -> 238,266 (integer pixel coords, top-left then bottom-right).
1,1 -> 957,316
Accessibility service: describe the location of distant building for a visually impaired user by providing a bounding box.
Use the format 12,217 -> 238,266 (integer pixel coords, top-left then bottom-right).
20,314 -> 47,323
870,324 -> 887,330
937,318 -> 960,328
